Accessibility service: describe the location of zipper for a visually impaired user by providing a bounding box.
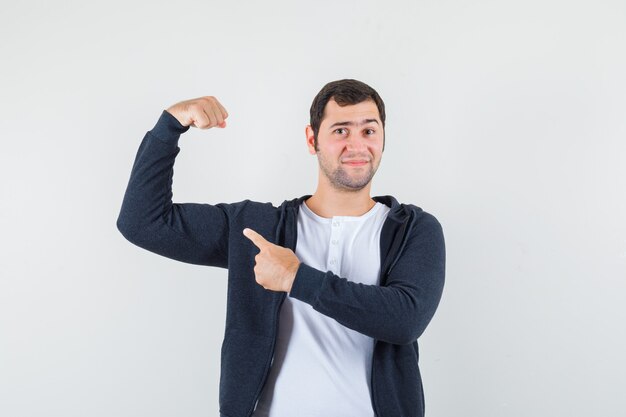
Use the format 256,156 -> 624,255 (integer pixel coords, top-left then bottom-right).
247,292 -> 286,417
247,205 -> 295,416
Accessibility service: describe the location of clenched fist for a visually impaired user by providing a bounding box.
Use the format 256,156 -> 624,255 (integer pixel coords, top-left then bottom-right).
166,96 -> 229,129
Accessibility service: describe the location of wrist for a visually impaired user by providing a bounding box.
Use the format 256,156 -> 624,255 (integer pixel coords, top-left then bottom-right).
286,262 -> 301,293
150,110 -> 190,144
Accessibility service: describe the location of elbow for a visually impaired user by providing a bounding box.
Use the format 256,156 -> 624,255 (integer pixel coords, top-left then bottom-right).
387,307 -> 436,345
116,211 -> 140,243
375,315 -> 421,345
390,325 -> 424,346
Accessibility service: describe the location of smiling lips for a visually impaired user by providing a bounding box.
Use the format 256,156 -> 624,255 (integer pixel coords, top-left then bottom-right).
343,159 -> 369,166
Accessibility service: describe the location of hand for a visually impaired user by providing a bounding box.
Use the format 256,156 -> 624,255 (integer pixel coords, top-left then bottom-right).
165,96 -> 229,129
243,228 -> 301,293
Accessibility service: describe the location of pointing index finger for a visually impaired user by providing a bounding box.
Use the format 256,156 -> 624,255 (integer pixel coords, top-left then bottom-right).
243,228 -> 268,249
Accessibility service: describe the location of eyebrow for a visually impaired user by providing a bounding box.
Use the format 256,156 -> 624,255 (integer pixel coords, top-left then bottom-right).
329,119 -> 380,129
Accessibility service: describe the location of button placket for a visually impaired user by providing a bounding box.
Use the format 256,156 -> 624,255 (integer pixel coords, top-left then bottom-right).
328,218 -> 341,270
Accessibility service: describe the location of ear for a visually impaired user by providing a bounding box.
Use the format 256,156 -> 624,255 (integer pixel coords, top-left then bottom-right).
305,125 -> 317,155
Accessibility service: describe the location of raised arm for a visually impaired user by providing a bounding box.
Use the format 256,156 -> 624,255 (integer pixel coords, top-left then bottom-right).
116,96 -> 237,268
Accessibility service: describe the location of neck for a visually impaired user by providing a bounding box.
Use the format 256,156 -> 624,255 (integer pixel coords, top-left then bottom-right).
305,180 -> 376,218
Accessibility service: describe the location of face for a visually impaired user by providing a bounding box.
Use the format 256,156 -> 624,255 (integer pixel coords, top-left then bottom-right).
306,99 -> 384,192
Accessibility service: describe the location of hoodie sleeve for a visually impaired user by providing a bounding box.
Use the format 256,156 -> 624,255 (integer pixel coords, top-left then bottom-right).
288,211 -> 446,345
116,110 -> 235,268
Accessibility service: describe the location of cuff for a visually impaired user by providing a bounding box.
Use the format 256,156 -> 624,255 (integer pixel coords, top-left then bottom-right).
288,263 -> 326,305
149,110 -> 190,144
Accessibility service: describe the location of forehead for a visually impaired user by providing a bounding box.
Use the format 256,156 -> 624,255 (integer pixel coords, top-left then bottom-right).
321,99 -> 380,125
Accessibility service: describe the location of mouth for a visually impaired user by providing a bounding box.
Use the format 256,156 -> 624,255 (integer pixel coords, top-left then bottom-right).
342,160 -> 369,166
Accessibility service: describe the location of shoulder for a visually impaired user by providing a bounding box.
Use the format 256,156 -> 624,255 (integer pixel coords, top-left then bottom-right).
402,204 -> 445,240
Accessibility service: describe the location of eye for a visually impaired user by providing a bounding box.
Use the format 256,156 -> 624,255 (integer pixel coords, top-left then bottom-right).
365,129 -> 375,135
334,128 -> 348,135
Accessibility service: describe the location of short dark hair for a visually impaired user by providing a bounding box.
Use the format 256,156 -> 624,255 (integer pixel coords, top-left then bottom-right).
309,79 -> 386,151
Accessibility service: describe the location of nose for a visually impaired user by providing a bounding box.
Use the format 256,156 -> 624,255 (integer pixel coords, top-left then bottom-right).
345,134 -> 368,152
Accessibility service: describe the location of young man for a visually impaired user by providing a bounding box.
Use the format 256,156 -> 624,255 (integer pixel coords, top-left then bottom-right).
117,79 -> 446,417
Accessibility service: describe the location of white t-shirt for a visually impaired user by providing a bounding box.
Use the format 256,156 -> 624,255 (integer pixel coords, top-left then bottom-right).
252,200 -> 391,417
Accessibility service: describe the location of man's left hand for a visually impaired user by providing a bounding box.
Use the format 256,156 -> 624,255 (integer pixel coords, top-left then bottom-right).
243,228 -> 301,293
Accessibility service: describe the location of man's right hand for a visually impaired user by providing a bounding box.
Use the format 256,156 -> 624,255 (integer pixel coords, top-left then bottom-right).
165,96 -> 229,129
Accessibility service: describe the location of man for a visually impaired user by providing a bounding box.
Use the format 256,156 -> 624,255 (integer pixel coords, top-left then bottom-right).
117,79 -> 446,417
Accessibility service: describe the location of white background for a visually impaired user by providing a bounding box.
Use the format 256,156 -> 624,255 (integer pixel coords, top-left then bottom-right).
1,0 -> 625,416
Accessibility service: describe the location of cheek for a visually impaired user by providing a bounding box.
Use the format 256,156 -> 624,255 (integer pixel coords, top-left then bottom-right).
325,142 -> 344,154
369,142 -> 383,153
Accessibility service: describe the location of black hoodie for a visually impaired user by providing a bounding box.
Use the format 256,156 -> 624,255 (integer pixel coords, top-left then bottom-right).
117,110 -> 446,417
